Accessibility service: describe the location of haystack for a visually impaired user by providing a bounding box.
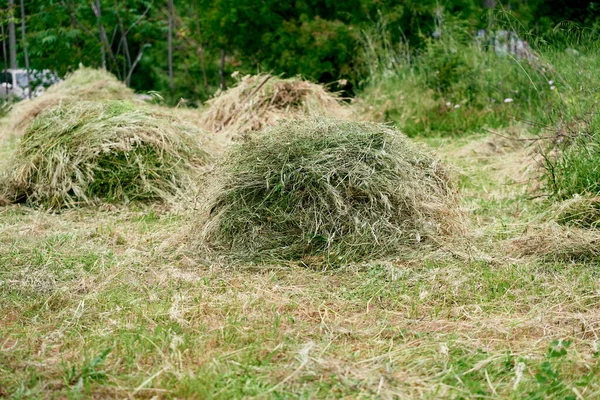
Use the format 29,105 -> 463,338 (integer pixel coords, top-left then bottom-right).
508,223 -> 600,262
201,118 -> 460,263
1,100 -> 208,208
552,196 -> 600,229
2,67 -> 135,139
200,74 -> 350,139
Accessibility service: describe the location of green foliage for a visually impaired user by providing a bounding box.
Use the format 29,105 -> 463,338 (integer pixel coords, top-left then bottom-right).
536,37 -> 600,200
4,0 -> 599,104
64,348 -> 111,390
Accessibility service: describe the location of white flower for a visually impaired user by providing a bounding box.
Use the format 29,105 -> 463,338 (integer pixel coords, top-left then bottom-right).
550,86 -> 556,91
446,102 -> 452,107
454,104 -> 460,109
548,80 -> 554,85
504,98 -> 513,103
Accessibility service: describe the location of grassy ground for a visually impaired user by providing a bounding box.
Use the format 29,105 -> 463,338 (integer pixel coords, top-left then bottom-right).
2,121 -> 599,399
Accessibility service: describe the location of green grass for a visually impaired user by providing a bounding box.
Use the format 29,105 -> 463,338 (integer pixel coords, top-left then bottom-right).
2,127 -> 600,398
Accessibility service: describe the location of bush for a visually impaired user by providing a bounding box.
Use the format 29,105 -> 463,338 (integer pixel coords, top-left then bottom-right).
1,100 -> 208,208
201,118 -> 460,264
357,16 -> 556,136
537,40 -> 600,203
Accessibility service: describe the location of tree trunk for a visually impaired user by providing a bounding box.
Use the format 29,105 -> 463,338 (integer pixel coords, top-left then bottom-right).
8,0 -> 17,69
192,4 -> 208,91
168,0 -> 174,92
219,49 -> 226,90
95,0 -> 106,69
1,24 -> 9,96
482,0 -> 495,9
20,0 -> 31,98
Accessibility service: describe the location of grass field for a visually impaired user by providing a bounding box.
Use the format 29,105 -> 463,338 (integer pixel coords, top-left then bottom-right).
2,115 -> 599,398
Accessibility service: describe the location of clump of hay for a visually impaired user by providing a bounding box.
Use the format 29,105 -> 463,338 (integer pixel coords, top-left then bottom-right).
2,66 -> 135,139
1,100 -> 208,208
552,196 -> 600,229
508,223 -> 600,263
200,118 -> 460,263
200,74 -> 349,139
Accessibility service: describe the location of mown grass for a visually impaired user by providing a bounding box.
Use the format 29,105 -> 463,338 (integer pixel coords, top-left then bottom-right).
2,125 -> 600,398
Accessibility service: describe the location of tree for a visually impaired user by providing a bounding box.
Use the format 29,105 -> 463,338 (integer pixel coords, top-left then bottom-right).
8,0 -> 16,69
168,0 -> 174,92
19,0 -> 30,97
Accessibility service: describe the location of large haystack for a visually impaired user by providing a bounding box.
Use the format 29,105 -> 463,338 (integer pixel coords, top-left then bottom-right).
1,100 -> 208,208
2,67 -> 135,139
200,74 -> 350,139
200,118 -> 460,263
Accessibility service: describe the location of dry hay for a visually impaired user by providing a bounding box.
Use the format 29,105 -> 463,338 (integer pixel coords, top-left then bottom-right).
200,74 -> 350,139
508,223 -> 600,262
0,100 -> 209,209
551,196 -> 600,229
1,67 -> 135,139
199,118 -> 461,264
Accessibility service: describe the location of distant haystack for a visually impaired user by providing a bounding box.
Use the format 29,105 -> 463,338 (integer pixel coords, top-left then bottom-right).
200,118 -> 460,264
1,100 -> 208,209
2,67 -> 135,139
200,74 -> 350,139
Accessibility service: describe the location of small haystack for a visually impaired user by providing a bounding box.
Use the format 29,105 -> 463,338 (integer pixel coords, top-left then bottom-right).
200,118 -> 460,263
2,67 -> 135,139
552,196 -> 600,229
508,223 -> 600,262
200,74 -> 350,139
1,100 -> 208,208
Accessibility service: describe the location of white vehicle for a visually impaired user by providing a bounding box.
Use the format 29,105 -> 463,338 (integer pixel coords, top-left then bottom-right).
0,69 -> 60,100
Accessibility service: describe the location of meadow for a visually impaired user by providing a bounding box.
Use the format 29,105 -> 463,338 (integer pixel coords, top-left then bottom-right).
1,27 -> 600,399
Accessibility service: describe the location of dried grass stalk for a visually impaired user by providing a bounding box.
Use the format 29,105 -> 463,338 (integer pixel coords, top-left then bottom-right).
1,100 -> 208,209
200,118 -> 461,263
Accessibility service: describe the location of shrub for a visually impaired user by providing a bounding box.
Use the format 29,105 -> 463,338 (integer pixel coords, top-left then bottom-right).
1,100 -> 208,208
201,118 -> 460,263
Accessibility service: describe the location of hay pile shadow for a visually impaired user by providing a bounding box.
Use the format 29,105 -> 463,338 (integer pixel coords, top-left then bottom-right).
200,74 -> 350,139
2,67 -> 135,139
1,100 -> 208,209
200,118 -> 461,264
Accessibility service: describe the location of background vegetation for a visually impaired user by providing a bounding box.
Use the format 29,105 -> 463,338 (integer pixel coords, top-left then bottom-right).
3,0 -> 598,102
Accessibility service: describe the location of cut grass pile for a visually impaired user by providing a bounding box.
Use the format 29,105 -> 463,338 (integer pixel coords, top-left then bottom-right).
1,67 -> 135,139
552,196 -> 600,229
0,100 -> 208,209
200,74 -> 349,139
201,118 -> 460,263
